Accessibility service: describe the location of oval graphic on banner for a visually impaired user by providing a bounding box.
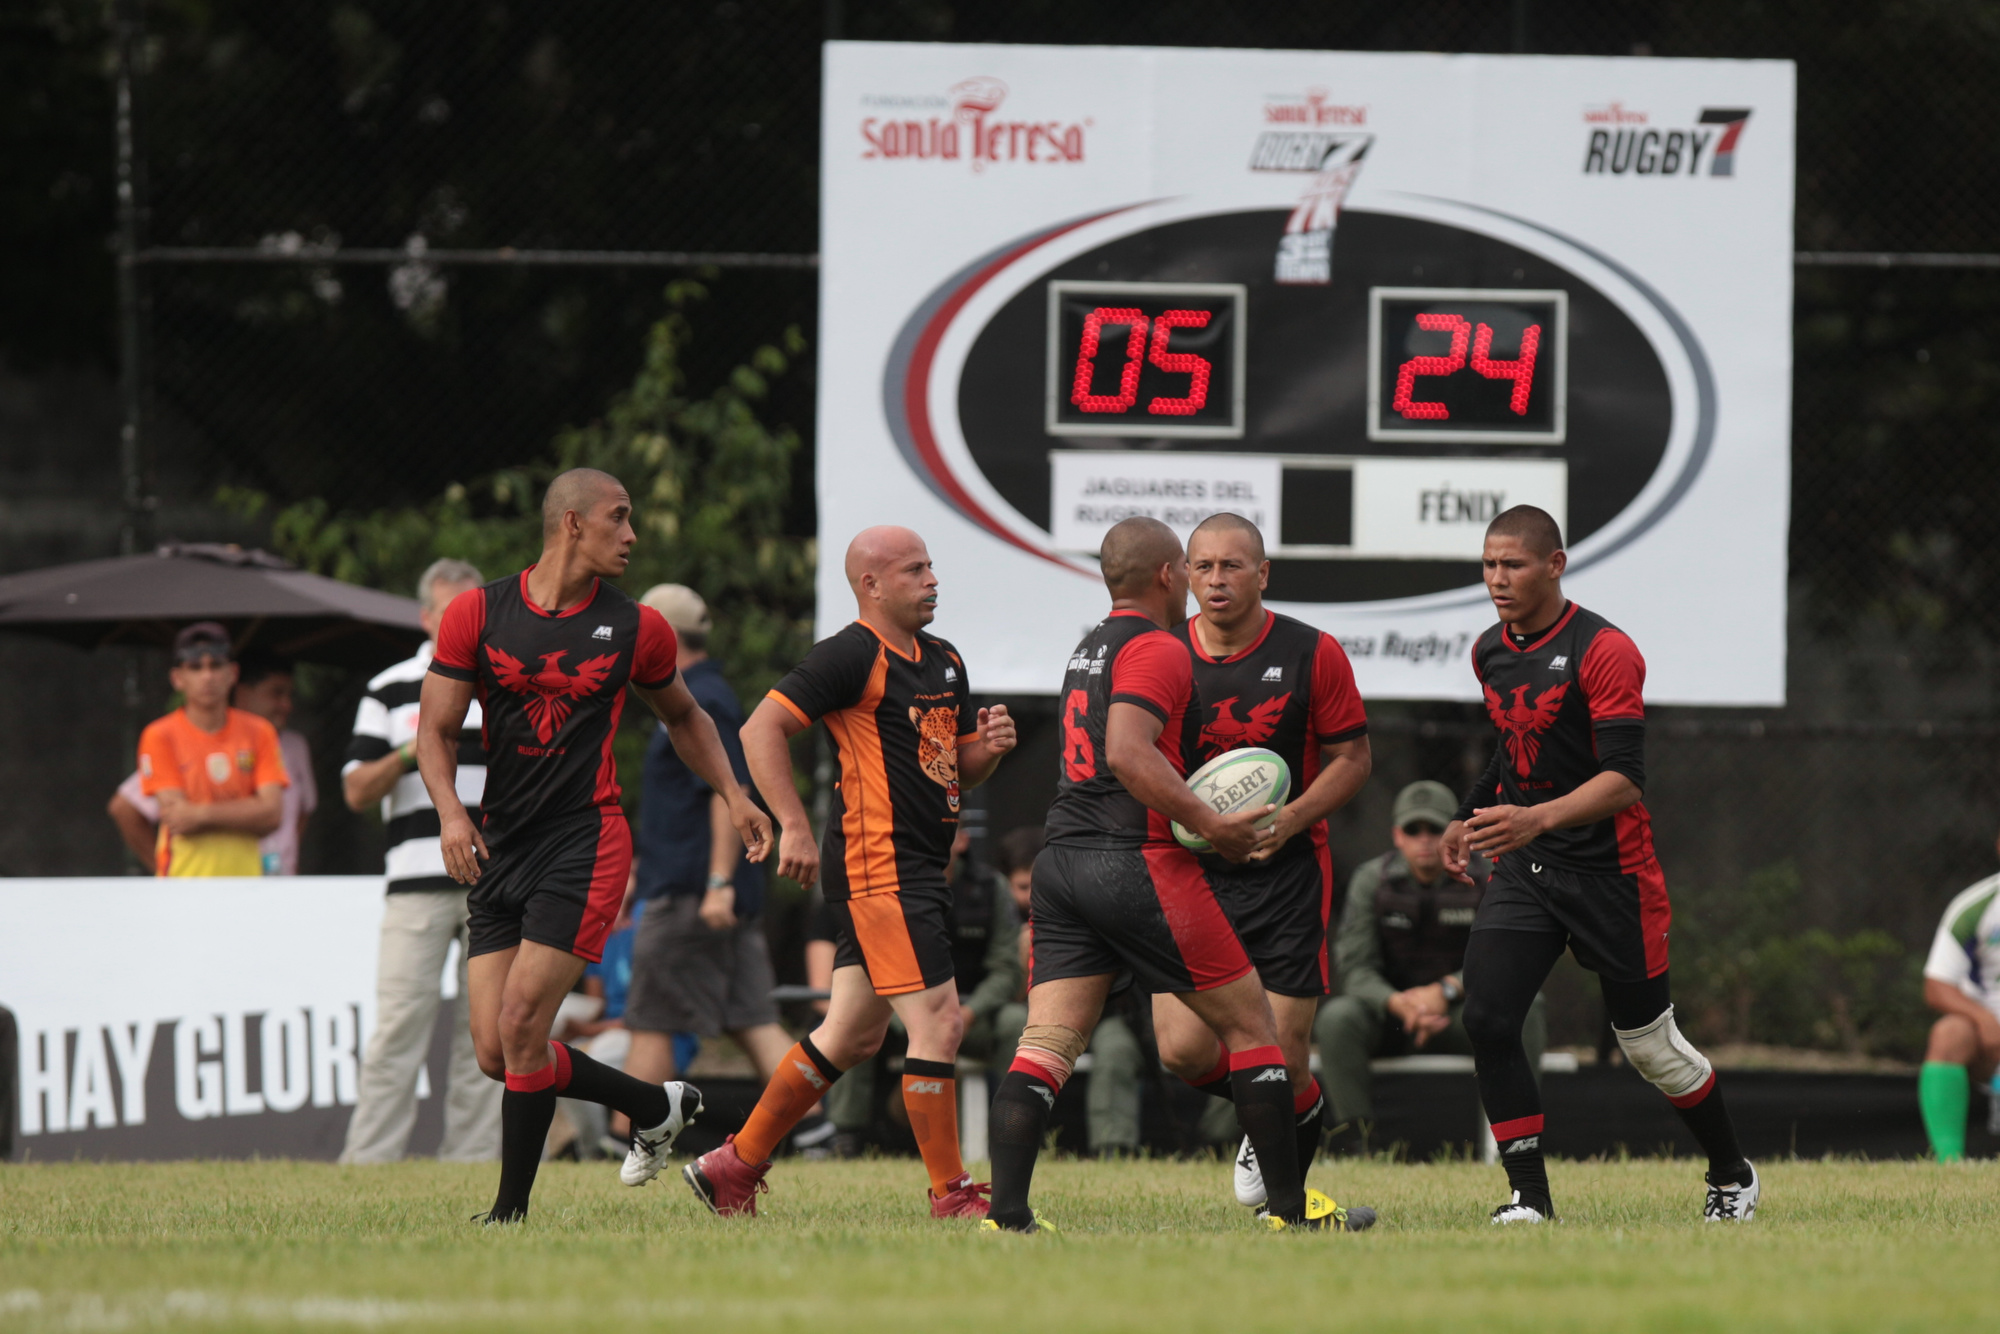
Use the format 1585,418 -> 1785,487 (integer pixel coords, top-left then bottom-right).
885,202 -> 1700,606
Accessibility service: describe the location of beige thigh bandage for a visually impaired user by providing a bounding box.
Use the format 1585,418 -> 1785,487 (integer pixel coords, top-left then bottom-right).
1019,1023 -> 1089,1073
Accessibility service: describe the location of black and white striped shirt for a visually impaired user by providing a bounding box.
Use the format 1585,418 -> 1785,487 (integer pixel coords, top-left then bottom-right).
343,642 -> 487,891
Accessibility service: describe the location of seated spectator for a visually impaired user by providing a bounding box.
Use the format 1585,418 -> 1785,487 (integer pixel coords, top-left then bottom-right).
110,650 -> 316,874
1315,780 -> 1547,1151
989,826 -> 1144,1156
1918,853 -> 2000,1162
620,586 -> 793,1137
128,623 -> 288,876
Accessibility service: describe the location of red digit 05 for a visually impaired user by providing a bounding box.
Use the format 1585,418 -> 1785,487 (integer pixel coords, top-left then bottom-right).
1071,307 -> 1148,413
1391,312 -> 1471,420
1146,308 -> 1212,416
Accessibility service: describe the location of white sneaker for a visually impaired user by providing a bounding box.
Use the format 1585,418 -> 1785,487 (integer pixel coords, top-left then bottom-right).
1489,1190 -> 1548,1224
1233,1135 -> 1267,1208
1703,1163 -> 1759,1222
619,1082 -> 703,1187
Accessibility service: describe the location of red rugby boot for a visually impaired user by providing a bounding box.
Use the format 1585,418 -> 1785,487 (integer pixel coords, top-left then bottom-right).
682,1135 -> 772,1217
930,1172 -> 993,1219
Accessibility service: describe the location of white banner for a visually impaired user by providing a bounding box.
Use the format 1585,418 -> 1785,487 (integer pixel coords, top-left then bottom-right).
2,879 -> 426,1161
819,44 -> 1795,703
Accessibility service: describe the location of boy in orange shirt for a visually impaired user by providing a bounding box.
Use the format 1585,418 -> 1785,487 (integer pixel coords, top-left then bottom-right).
137,622 -> 289,877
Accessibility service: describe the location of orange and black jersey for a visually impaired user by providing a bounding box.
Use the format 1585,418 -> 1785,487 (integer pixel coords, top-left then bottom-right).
768,621 -> 972,902
1456,601 -> 1653,877
1045,610 -> 1199,850
1174,610 -> 1368,867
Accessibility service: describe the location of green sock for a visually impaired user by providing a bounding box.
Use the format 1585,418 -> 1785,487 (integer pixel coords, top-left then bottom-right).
1918,1062 -> 1969,1162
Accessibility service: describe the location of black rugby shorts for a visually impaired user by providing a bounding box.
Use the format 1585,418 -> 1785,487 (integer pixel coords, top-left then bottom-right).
1029,841 -> 1253,995
1202,842 -> 1336,998
467,807 -> 630,963
1470,853 -> 1670,982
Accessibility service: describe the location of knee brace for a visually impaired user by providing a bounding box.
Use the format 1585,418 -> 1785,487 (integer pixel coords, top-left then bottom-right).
1017,1023 -> 1089,1083
1613,1005 -> 1713,1101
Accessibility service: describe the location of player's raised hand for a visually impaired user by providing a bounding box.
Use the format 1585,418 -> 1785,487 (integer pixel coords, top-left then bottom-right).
440,814 -> 489,885
977,704 -> 1017,754
777,821 -> 821,890
729,794 -> 773,864
1203,804 -> 1275,864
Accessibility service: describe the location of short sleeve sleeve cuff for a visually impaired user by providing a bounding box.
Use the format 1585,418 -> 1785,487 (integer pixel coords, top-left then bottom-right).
1108,631 -> 1191,722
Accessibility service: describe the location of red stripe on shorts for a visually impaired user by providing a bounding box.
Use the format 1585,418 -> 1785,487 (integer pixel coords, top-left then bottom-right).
572,809 -> 631,963
1141,842 -> 1253,991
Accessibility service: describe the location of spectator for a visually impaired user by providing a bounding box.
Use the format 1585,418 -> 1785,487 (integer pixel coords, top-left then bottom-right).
1917,849 -> 2000,1162
337,559 -> 501,1165
822,826 -> 1025,1154
130,623 -> 288,876
989,826 -> 1145,1156
110,652 -> 317,874
620,585 -> 792,1134
1315,780 -> 1548,1150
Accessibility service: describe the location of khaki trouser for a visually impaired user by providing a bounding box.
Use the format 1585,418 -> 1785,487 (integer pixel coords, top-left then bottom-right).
338,889 -> 501,1163
1314,991 -> 1549,1127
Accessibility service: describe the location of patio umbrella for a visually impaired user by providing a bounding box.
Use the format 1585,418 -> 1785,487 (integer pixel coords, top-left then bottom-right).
0,543 -> 425,670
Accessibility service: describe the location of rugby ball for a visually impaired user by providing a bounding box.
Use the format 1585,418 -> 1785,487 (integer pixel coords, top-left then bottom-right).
1172,747 -> 1291,853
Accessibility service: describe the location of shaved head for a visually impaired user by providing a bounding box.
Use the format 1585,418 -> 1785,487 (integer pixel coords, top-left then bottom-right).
1189,512 -> 1266,562
542,467 -> 625,538
1485,505 -> 1564,557
1099,516 -> 1183,596
844,525 -> 926,587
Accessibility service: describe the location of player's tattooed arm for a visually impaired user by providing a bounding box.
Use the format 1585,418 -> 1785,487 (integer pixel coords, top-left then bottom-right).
1459,770 -> 1642,859
1249,734 -> 1371,861
635,677 -> 773,868
417,670 -> 488,885
957,705 -> 1017,787
740,696 -> 817,888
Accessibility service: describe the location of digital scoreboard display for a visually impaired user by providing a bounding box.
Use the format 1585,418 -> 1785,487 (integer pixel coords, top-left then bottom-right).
823,44 -> 1795,704
1046,282 -> 1245,438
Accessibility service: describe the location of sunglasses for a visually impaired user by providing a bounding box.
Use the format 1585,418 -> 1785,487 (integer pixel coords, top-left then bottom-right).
1400,821 -> 1444,837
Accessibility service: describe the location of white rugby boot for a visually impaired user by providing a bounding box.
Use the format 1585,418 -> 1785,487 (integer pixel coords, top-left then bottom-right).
1703,1163 -> 1759,1222
1233,1135 -> 1268,1208
1489,1190 -> 1550,1224
619,1081 -> 703,1186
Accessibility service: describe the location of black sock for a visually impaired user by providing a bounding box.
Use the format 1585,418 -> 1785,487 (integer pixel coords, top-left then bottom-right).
1230,1050 -> 1304,1222
489,1085 -> 558,1222
1672,1078 -> 1752,1184
1293,1083 -> 1325,1178
551,1041 -> 671,1128
1494,1117 -> 1552,1214
987,1064 -> 1059,1230
1186,1051 -> 1234,1101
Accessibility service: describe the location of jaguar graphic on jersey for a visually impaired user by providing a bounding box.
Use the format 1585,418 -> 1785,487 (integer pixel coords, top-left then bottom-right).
1483,680 -> 1571,776
487,644 -> 619,744
910,704 -> 962,812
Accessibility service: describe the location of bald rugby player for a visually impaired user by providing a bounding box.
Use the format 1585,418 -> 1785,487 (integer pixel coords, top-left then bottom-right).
684,526 -> 1016,1219
1154,513 -> 1372,1211
982,516 -> 1369,1234
418,468 -> 772,1224
1442,504 -> 1757,1223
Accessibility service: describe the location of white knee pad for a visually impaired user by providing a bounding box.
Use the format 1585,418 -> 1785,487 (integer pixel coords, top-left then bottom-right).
1612,1005 -> 1712,1100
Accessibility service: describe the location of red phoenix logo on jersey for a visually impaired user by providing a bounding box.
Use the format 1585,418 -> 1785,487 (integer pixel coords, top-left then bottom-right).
1483,681 -> 1571,776
486,646 -> 618,744
1201,693 -> 1290,757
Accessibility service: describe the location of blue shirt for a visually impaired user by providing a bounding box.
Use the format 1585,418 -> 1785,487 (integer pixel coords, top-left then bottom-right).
635,658 -> 764,917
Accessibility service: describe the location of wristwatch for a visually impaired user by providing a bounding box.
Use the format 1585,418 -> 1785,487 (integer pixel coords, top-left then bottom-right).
705,872 -> 732,890
1439,975 -> 1464,1005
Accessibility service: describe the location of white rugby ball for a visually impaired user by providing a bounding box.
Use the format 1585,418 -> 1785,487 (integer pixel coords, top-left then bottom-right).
1172,747 -> 1292,853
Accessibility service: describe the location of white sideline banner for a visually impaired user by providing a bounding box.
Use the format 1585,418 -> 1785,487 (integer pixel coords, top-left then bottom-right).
819,43 -> 1795,704
0,878 -> 446,1161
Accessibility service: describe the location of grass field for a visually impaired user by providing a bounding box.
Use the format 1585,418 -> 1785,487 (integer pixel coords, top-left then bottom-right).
3,1156 -> 1996,1332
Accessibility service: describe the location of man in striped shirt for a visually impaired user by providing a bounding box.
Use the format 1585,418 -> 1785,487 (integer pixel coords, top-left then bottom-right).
338,558 -> 502,1164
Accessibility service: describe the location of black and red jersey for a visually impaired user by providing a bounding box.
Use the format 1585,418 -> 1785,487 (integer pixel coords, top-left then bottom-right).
1173,610 -> 1369,866
767,621 -> 971,902
1458,601 -> 1655,876
431,569 -> 677,841
1045,609 -> 1199,849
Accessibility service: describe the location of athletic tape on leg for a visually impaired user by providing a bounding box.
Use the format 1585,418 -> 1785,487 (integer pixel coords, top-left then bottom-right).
1019,1023 -> 1088,1079
1613,1005 -> 1712,1100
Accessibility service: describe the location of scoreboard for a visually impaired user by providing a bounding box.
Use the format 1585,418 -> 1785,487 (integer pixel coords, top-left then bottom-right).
820,45 -> 1795,704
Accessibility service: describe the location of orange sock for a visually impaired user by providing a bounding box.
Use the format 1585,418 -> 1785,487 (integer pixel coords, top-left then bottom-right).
902,1058 -> 965,1195
736,1038 -> 842,1164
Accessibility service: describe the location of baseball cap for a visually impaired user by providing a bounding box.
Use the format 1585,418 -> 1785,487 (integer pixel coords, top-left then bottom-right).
172,621 -> 234,665
641,583 -> 712,633
1392,780 -> 1458,831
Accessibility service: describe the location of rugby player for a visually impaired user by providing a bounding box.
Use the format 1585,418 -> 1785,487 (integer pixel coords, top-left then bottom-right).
1154,513 -> 1372,1211
1441,505 -> 1758,1223
983,516 -> 1366,1233
418,468 -> 773,1224
681,525 -> 1015,1219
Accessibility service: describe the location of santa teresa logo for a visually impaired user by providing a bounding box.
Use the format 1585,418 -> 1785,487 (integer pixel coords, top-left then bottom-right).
861,78 -> 1087,167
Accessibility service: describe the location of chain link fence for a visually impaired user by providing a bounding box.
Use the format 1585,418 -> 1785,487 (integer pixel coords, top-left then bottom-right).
37,0 -> 2000,1052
